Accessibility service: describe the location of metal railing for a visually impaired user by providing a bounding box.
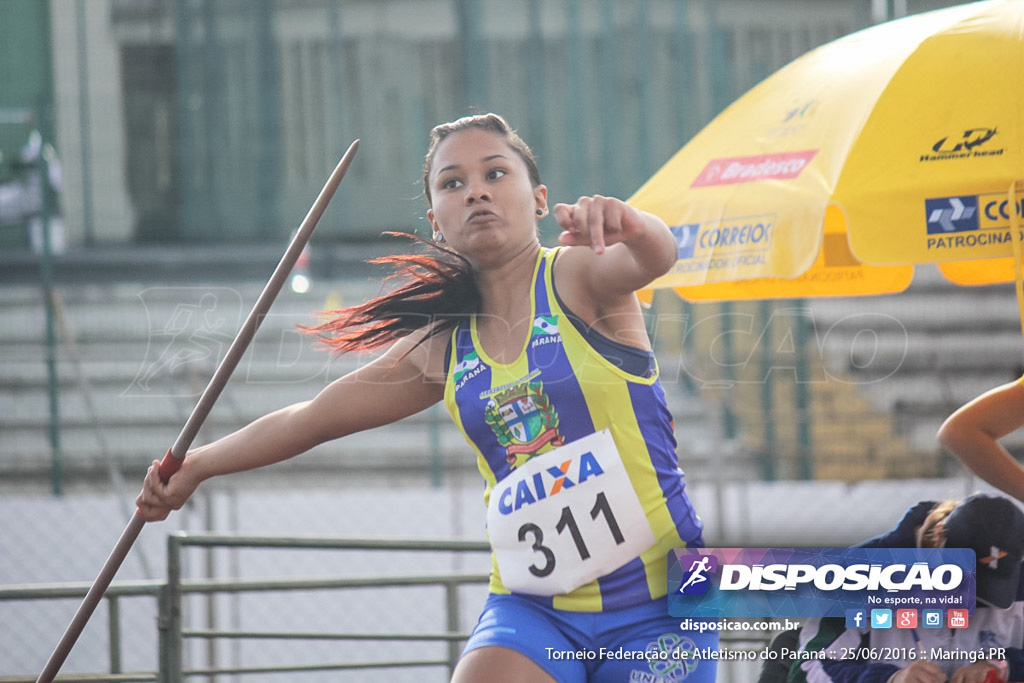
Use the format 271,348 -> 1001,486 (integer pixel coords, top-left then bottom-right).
2,533 -> 781,682
162,534 -> 491,681
0,535 -> 491,682
0,579 -> 164,682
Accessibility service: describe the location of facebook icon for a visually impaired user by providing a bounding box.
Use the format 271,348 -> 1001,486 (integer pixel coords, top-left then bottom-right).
845,609 -> 866,629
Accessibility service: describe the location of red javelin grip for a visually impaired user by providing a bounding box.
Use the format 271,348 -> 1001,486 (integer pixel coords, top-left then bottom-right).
158,447 -> 182,482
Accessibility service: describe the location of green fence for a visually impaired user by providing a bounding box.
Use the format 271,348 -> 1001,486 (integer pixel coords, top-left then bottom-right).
19,0 -> 976,247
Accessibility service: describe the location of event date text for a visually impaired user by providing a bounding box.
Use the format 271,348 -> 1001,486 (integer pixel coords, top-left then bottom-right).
838,647 -> 919,661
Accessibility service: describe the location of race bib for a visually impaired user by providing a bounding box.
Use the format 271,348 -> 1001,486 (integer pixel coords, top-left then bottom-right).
486,429 -> 656,596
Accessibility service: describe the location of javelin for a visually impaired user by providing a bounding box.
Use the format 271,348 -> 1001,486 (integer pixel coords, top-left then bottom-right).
36,139 -> 360,683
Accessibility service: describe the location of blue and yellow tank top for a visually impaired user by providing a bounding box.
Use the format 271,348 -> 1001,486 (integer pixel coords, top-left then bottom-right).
444,247 -> 705,612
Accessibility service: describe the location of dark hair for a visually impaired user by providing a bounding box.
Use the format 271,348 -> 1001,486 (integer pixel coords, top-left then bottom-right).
422,112 -> 542,208
304,114 -> 540,354
300,233 -> 479,353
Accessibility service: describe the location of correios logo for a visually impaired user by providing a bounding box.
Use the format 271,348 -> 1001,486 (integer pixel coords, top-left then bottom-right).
495,452 -> 605,515
925,196 -> 979,234
691,150 -> 817,187
670,224 -> 699,260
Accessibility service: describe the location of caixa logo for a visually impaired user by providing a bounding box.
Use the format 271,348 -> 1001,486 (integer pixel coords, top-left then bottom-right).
496,452 -> 605,515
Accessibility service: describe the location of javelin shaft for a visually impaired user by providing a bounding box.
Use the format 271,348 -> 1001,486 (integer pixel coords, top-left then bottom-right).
36,140 -> 360,683
165,138 -> 360,477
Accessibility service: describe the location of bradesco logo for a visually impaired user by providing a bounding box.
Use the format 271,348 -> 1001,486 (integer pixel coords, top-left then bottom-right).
691,150 -> 817,187
496,452 -> 604,515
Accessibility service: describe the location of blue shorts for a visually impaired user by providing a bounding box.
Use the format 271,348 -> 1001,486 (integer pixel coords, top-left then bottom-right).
462,593 -> 719,682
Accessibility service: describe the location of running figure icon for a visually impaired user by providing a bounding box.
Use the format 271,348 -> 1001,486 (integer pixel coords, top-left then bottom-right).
679,556 -> 713,593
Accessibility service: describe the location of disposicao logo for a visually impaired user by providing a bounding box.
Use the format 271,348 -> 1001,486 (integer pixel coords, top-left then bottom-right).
676,555 -> 719,595
667,548 -> 976,618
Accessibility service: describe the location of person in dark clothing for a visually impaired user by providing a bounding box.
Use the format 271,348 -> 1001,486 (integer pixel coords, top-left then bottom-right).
789,494 -> 1024,683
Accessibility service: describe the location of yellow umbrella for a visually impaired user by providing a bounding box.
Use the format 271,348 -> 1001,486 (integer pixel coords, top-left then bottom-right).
631,0 -> 1023,313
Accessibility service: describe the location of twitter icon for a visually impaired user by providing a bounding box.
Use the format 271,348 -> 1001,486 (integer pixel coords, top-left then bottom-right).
871,609 -> 892,629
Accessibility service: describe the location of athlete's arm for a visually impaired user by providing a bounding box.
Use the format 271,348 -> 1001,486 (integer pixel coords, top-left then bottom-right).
937,378 -> 1024,503
550,196 -> 674,349
552,195 -> 676,298
136,329 -> 448,521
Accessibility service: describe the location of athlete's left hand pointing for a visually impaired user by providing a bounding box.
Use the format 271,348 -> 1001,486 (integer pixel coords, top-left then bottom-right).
554,195 -> 645,255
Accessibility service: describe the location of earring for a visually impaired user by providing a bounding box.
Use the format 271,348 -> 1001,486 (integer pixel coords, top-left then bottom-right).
536,208 -> 544,216
433,232 -> 445,242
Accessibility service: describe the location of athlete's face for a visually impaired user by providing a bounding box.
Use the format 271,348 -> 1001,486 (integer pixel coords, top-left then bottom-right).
427,128 -> 547,260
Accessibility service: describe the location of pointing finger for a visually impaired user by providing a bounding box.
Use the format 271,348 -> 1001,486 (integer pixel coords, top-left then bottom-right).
553,203 -> 575,233
587,196 -> 605,254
